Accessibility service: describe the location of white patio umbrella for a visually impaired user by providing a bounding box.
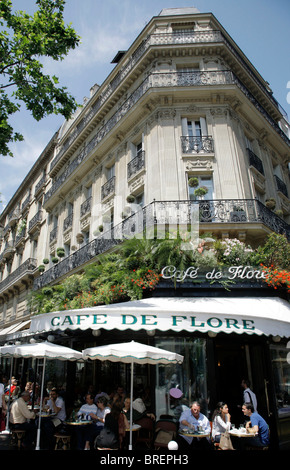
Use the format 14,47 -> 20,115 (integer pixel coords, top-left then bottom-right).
82,340 -> 184,450
0,341 -> 82,450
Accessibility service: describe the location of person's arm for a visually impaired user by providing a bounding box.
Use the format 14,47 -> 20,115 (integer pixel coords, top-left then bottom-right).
245,420 -> 258,435
50,397 -> 62,414
216,415 -> 231,432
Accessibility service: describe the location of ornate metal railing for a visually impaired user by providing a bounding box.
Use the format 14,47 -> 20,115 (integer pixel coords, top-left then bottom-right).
247,148 -> 264,175
127,151 -> 145,179
33,199 -> 290,290
274,175 -> 288,198
80,197 -> 92,218
49,227 -> 58,244
63,213 -> 73,232
0,258 -> 37,294
34,175 -> 46,195
181,136 -> 214,154
101,176 -> 115,200
28,210 -> 43,232
21,194 -> 31,212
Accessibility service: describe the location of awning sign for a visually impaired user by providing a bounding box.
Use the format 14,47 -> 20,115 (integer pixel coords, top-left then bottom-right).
29,297 -> 290,338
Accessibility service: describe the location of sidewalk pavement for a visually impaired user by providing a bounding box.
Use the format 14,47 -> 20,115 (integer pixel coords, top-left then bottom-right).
0,431 -> 17,450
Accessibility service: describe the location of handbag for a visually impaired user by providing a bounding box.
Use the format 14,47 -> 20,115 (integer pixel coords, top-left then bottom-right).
95,427 -> 118,449
219,431 -> 234,450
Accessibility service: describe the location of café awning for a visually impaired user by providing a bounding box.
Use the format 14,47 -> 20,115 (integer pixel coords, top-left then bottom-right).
29,296 -> 290,338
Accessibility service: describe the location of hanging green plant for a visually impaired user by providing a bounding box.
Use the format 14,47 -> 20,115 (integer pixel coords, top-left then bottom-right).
56,247 -> 65,257
188,177 -> 199,188
194,186 -> 208,197
265,198 -> 276,210
38,265 -> 45,273
43,258 -> 49,264
126,194 -> 135,203
51,257 -> 59,264
98,224 -> 104,232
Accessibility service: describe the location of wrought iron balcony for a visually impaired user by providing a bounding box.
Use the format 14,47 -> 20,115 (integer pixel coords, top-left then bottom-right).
50,227 -> 58,244
80,196 -> 92,218
0,258 -> 37,294
63,213 -> 73,232
274,175 -> 288,198
28,210 -> 43,233
247,148 -> 264,175
101,176 -> 115,200
127,151 -> 145,179
34,175 -> 46,195
181,136 -> 214,154
33,199 -> 290,291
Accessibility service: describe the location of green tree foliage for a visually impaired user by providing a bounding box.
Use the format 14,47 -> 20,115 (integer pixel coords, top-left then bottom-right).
28,233 -> 290,314
0,0 -> 80,156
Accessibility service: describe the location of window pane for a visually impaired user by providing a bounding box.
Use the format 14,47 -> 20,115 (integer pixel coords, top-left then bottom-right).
154,337 -> 208,419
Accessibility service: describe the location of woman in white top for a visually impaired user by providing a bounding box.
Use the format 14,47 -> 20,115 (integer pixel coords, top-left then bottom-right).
211,402 -> 231,443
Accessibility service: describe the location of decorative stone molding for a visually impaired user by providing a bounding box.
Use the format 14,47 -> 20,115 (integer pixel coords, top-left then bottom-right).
185,159 -> 213,172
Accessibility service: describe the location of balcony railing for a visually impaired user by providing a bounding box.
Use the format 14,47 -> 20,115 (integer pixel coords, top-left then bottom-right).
0,258 -> 37,294
63,213 -> 73,232
50,227 -> 58,244
101,176 -> 115,200
274,175 -> 288,198
80,196 -> 92,218
247,148 -> 264,175
33,199 -> 290,290
181,136 -> 214,154
28,210 -> 43,233
127,152 -> 145,179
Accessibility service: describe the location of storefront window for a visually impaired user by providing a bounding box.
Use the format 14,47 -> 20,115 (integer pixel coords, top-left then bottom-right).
155,337 -> 208,419
270,343 -> 290,418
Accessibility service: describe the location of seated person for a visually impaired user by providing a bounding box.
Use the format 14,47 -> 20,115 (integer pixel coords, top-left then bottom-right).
41,388 -> 66,449
83,395 -> 111,450
123,396 -> 155,422
9,391 -> 37,449
211,401 -> 231,443
75,393 -> 98,450
242,403 -> 270,448
178,401 -> 211,450
96,400 -> 129,449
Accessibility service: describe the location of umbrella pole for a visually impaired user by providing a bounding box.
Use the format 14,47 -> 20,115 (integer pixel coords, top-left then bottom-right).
36,356 -> 46,450
4,358 -> 13,433
129,360 -> 133,450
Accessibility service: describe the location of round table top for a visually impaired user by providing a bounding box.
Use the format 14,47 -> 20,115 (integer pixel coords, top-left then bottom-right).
65,420 -> 92,426
179,430 -> 210,438
229,429 -> 254,437
125,424 -> 141,432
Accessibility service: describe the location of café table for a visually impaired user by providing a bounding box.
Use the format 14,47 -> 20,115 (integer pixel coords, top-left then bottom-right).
179,429 -> 210,439
65,420 -> 92,426
228,428 -> 256,438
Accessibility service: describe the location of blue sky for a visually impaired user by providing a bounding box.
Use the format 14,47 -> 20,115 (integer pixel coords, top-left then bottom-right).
1,0 -> 289,209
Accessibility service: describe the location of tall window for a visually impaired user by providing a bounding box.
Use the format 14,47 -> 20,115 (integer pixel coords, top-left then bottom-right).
155,337 -> 208,419
107,164 -> 115,180
181,118 -> 212,153
188,175 -> 214,200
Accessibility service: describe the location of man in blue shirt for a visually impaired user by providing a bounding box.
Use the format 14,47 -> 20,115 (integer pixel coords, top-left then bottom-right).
242,403 -> 270,448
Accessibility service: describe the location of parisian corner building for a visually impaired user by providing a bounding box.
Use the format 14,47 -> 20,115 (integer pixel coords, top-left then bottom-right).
0,8 -> 290,450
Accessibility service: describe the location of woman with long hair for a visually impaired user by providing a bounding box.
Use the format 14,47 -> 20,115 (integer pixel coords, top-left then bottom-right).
211,401 -> 231,443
